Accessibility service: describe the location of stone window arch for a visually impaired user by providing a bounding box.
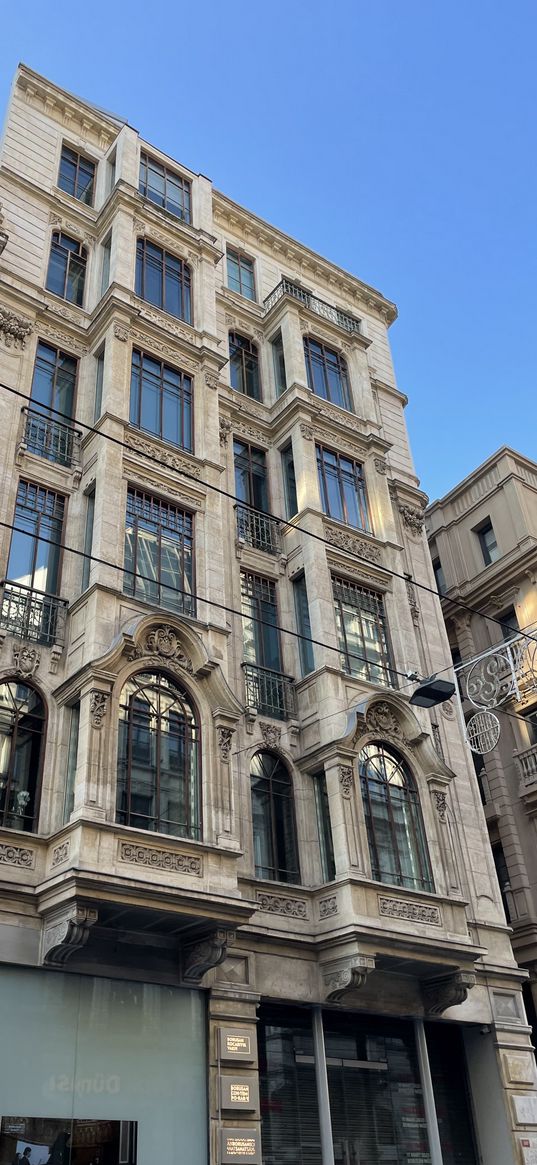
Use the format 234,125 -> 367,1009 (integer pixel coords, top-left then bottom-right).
0,678 -> 46,833
359,741 -> 433,893
250,750 -> 300,884
116,670 -> 201,839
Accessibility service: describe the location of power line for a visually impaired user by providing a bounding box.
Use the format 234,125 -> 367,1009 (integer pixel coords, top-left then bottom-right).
3,379 -> 537,649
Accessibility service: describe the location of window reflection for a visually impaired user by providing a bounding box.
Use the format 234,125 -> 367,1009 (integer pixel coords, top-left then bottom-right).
0,1117 -> 137,1165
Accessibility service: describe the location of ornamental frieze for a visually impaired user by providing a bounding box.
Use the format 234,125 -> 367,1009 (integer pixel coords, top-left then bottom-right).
0,303 -> 33,349
378,895 -> 442,926
118,840 -> 202,876
125,431 -> 202,477
256,892 -> 308,919
324,524 -> 382,563
0,842 -> 36,868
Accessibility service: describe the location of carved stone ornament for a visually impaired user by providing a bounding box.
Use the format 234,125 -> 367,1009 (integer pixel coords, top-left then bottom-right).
0,303 -> 33,349
125,431 -> 202,478
182,927 -> 235,983
118,840 -> 202,876
134,624 -> 194,672
378,895 -> 442,926
398,503 -> 425,536
260,722 -> 281,749
324,524 -> 382,563
12,642 -> 40,677
113,323 -> 129,341
51,840 -> 70,867
0,842 -> 35,869
365,701 -> 401,738
299,422 -> 314,440
441,699 -> 455,720
323,955 -> 376,1002
204,371 -> 220,390
319,895 -> 338,919
432,790 -> 447,821
217,726 -> 234,761
339,765 -> 354,799
42,905 -> 98,966
256,892 -> 308,919
219,417 -> 233,446
374,456 -> 388,475
405,579 -> 420,625
90,691 -> 109,728
422,969 -> 476,1015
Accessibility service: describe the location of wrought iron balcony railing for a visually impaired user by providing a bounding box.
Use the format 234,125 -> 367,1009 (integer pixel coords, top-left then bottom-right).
264,279 -> 362,336
0,581 -> 68,647
235,504 -> 282,555
242,662 -> 296,721
22,407 -> 82,469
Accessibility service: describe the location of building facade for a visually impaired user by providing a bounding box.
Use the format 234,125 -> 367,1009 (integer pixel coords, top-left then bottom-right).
426,448 -> 537,1029
0,65 -> 536,1165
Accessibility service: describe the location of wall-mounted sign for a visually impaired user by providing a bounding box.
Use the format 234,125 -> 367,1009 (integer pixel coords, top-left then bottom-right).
220,1128 -> 261,1163
220,1075 -> 259,1112
218,1028 -> 257,1064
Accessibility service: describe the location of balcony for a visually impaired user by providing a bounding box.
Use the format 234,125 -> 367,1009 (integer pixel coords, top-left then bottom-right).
21,407 -> 82,469
235,504 -> 282,556
0,582 -> 68,647
264,279 -> 362,336
242,663 -> 296,720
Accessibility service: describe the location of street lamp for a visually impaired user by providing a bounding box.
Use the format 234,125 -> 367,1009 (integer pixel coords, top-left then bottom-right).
409,674 -> 455,708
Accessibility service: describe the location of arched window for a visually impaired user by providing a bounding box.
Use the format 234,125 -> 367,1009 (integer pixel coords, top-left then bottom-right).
359,742 -> 433,892
0,679 -> 45,832
116,671 -> 200,839
250,751 -> 299,883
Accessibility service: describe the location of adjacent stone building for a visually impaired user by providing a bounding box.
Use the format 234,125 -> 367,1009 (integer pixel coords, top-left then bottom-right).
426,447 -> 537,1032
0,65 -> 536,1165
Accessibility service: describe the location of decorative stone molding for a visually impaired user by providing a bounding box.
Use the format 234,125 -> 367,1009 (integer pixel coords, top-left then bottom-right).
432,790 -> 447,821
138,306 -> 192,344
219,417 -> 233,446
422,969 -> 476,1015
51,840 -> 70,867
132,472 -> 203,510
256,892 -> 308,919
374,456 -> 388,474
405,579 -> 420,625
431,723 -> 445,762
118,840 -> 202,876
130,327 -> 197,372
398,503 -> 425,536
0,842 -> 35,869
324,524 -> 382,563
125,431 -> 202,477
319,895 -> 338,919
365,702 -> 401,738
0,303 -> 33,350
378,895 -> 442,926
204,372 -> 220,390
42,905 -> 98,965
233,422 -> 270,447
260,722 -> 281,749
339,765 -> 354,799
441,699 -> 455,720
129,624 -> 194,673
90,691 -> 109,728
323,955 -> 376,1001
12,643 -> 40,677
39,322 -> 88,355
182,927 -> 235,983
299,422 -> 314,440
217,726 -> 234,762
113,323 -> 129,341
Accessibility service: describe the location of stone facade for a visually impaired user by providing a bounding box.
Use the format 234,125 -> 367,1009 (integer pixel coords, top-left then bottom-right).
0,65 -> 535,1165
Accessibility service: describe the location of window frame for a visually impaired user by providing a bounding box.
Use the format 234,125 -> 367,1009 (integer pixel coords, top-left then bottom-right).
58,143 -> 96,206
123,487 -> 195,617
129,348 -> 193,451
312,770 -> 335,881
250,750 -> 300,884
476,519 -> 500,566
228,331 -> 261,401
303,336 -> 352,411
46,231 -> 87,306
226,247 -> 256,301
7,480 -> 66,598
241,570 -> 282,673
281,443 -> 298,518
139,151 -> 192,224
0,678 -> 46,834
293,573 -> 315,676
359,741 -> 434,893
271,331 -> 287,396
135,237 -> 192,323
332,574 -> 394,687
316,444 -> 371,531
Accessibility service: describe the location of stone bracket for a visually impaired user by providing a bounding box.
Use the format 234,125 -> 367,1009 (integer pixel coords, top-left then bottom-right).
422,969 -> 476,1015
182,927 -> 236,984
41,904 -> 98,966
322,954 -> 376,1002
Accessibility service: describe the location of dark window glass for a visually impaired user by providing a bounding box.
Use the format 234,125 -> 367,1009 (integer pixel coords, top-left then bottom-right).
492,841 -> 511,921
499,606 -> 518,640
425,1022 -> 479,1165
101,232 -> 112,295
0,680 -> 45,832
359,742 -> 434,892
478,520 -> 500,566
272,332 -> 287,395
332,575 -> 394,687
94,347 -> 105,421
281,444 -> 298,518
58,145 -> 95,205
31,341 -> 76,419
7,481 -> 65,597
229,332 -> 261,400
316,445 -> 370,530
258,1008 -> 320,1165
63,701 -> 80,823
130,349 -> 192,450
135,238 -> 191,323
234,440 -> 269,511
313,771 -> 335,880
433,557 -> 446,595
304,337 -> 351,410
124,488 -> 195,616
241,572 -> 281,672
293,575 -> 315,675
227,248 -> 255,300
81,489 -> 95,591
139,153 -> 191,223
46,232 -> 87,306
117,671 -> 200,839
251,751 -> 299,882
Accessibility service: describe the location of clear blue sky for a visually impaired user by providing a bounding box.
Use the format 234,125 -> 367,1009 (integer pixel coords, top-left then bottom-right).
1,0 -> 535,501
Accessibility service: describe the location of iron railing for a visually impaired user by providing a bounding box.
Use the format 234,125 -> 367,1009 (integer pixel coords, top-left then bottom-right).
22,407 -> 82,469
0,581 -> 68,647
264,279 -> 362,335
235,504 -> 281,555
514,743 -> 537,789
242,662 -> 296,720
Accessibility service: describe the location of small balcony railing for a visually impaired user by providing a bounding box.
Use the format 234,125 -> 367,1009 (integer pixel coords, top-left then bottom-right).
264,279 -> 362,336
242,663 -> 296,721
515,743 -> 537,790
235,504 -> 282,555
0,581 -> 68,647
22,407 -> 82,469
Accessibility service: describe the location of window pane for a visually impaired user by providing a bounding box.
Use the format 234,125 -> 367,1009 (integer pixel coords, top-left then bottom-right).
46,247 -> 67,297
282,445 -> 298,518
293,575 -> 315,675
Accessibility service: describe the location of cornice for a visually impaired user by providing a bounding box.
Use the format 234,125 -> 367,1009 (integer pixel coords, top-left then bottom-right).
16,66 -> 123,151
370,375 -> 409,408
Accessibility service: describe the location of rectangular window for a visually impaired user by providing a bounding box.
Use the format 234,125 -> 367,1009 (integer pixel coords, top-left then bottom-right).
227,247 -> 255,300
101,232 -> 112,295
229,332 -> 261,400
332,575 -> 394,687
135,238 -> 191,323
272,332 -> 287,395
139,152 -> 191,223
46,232 -> 87,306
477,520 -> 500,566
94,347 -> 105,421
316,445 -> 370,530
81,488 -> 95,591
27,341 -> 78,468
281,444 -> 298,518
313,772 -> 335,881
7,481 -> 65,596
499,606 -> 518,640
293,574 -> 315,675
124,488 -> 195,616
304,336 -> 351,410
58,144 -> 95,205
63,702 -> 80,823
130,349 -> 193,450
234,440 -> 279,553
432,556 -> 446,595
492,842 -> 511,921
241,572 -> 281,671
